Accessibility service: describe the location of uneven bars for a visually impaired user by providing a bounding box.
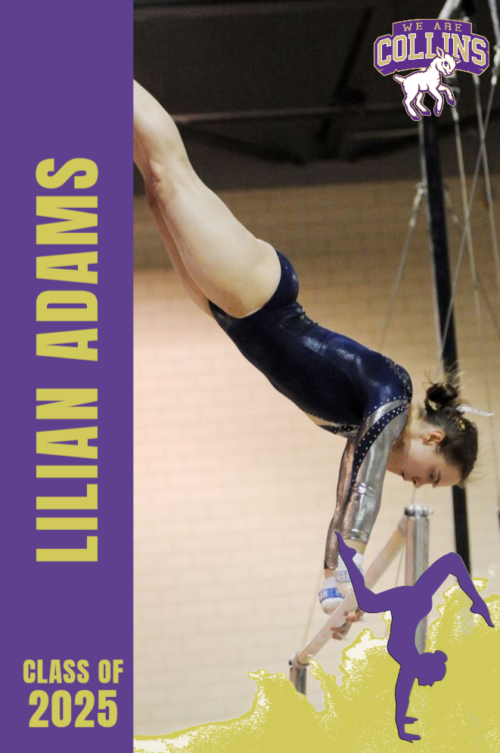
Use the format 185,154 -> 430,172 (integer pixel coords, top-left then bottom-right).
291,515 -> 407,669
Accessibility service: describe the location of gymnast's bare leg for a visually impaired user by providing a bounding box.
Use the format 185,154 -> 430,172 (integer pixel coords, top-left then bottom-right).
133,81 -> 281,318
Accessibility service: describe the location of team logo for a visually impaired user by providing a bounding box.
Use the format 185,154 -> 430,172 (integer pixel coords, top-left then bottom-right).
374,19 -> 489,120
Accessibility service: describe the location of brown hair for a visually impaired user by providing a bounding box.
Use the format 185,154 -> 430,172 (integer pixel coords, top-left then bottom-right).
419,382 -> 478,482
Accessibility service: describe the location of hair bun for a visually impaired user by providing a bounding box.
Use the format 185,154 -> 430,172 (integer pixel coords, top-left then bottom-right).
424,382 -> 460,412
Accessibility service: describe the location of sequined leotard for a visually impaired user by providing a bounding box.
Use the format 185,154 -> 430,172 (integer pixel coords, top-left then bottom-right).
209,251 -> 413,569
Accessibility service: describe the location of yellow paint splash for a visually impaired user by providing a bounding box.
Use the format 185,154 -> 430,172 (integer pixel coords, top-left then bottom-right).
134,581 -> 500,752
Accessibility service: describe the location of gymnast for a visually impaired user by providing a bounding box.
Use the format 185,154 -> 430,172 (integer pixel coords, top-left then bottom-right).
133,81 -> 479,620
336,533 -> 494,742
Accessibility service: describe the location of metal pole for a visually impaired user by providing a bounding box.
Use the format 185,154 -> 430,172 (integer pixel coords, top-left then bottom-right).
419,114 -> 471,572
487,0 -> 500,43
404,504 -> 433,653
172,102 -> 400,125
289,662 -> 307,695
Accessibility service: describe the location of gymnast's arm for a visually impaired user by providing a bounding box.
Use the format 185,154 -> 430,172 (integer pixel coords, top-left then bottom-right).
324,439 -> 355,573
324,402 -> 409,574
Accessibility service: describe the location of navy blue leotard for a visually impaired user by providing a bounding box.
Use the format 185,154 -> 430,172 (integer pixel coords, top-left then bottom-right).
209,251 -> 412,569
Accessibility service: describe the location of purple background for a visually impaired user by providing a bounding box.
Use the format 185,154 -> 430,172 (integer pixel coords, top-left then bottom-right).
1,1 -> 133,750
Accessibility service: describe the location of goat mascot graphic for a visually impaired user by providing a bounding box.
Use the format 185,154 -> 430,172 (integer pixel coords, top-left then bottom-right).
393,47 -> 458,121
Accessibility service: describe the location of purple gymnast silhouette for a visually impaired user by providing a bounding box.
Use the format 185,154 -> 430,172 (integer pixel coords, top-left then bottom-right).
336,532 -> 494,743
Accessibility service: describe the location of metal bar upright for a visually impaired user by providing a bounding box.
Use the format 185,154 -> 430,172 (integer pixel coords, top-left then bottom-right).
289,663 -> 307,695
404,504 -> 433,653
419,114 -> 471,571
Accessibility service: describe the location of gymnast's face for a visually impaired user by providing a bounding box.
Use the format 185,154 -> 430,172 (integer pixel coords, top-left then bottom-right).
389,424 -> 462,488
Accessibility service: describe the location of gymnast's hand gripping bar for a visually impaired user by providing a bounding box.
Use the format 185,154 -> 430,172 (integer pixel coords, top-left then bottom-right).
291,516 -> 407,670
290,506 -> 433,693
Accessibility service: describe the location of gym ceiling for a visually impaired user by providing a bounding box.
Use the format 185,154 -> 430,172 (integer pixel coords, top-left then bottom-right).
134,0 -> 499,191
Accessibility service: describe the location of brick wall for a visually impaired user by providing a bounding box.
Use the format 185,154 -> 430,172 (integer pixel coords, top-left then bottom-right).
134,176 -> 500,733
